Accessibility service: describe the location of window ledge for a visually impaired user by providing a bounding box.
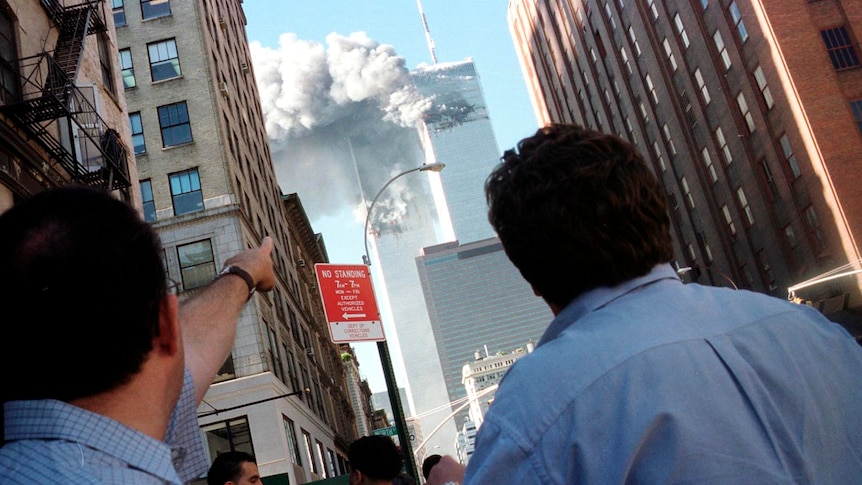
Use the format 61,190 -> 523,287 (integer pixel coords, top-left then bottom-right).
151,75 -> 184,86
162,141 -> 195,151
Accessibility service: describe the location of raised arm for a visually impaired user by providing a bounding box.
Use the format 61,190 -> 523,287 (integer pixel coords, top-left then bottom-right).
180,236 -> 276,403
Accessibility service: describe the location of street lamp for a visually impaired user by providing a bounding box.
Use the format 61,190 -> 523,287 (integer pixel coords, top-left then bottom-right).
362,162 -> 445,483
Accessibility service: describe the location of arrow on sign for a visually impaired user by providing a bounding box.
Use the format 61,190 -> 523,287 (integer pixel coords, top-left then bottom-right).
342,313 -> 367,319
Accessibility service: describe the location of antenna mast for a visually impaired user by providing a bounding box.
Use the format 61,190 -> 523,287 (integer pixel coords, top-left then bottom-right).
416,0 -> 438,64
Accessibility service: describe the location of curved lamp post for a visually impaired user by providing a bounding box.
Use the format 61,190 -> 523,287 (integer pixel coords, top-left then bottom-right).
363,162 -> 444,482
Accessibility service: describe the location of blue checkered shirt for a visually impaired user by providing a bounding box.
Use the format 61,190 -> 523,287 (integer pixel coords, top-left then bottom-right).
0,368 -> 208,484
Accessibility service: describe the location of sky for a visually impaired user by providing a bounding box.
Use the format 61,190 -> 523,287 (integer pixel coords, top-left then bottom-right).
242,0 -> 539,394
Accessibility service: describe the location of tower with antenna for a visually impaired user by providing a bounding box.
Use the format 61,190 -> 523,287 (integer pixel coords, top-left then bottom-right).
416,0 -> 438,64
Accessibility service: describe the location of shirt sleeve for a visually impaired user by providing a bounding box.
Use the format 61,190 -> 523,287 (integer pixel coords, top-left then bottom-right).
165,368 -> 209,482
465,419 -> 551,485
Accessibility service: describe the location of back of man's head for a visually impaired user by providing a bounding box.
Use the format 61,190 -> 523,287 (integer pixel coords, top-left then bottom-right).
348,435 -> 403,482
485,123 -> 674,307
0,186 -> 166,402
207,451 -> 257,485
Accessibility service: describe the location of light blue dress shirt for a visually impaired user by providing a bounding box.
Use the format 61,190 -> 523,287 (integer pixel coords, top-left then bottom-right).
1,368 -> 208,484
465,264 -> 862,484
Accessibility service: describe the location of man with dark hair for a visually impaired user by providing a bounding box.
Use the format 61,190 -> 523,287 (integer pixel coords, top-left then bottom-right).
207,451 -> 261,485
430,124 -> 862,484
0,185 -> 275,483
348,435 -> 404,485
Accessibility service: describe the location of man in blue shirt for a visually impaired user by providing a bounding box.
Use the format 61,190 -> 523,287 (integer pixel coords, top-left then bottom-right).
0,186 -> 275,484
430,124 -> 862,484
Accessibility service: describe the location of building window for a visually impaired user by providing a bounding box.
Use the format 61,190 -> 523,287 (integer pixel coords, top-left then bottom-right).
620,46 -> 632,74
715,127 -> 732,165
760,159 -> 779,201
662,123 -> 676,156
736,93 -> 755,133
0,10 -> 19,104
604,2 -> 616,30
112,0 -> 126,27
778,134 -> 800,179
722,204 -> 737,236
700,0 -> 709,9
784,224 -> 798,248
177,239 -> 215,290
662,38 -> 678,71
752,65 -> 774,109
316,441 -> 328,477
736,187 -> 754,225
694,68 -> 710,104
729,1 -> 748,42
169,168 -> 203,215
701,147 -> 717,183
158,101 -> 192,146
681,176 -> 694,209
97,34 -> 116,96
628,26 -> 641,56
202,417 -> 254,457
283,417 -> 303,467
674,13 -> 690,49
303,430 -> 319,475
821,26 -> 859,70
638,100 -> 649,123
141,0 -> 171,20
119,48 -> 135,89
713,31 -> 732,71
852,99 -> 862,133
652,141 -> 666,172
326,449 -> 338,479
148,38 -> 181,82
647,0 -> 658,20
129,111 -> 146,155
803,205 -> 826,251
757,249 -> 777,291
645,74 -> 658,105
140,179 -> 155,222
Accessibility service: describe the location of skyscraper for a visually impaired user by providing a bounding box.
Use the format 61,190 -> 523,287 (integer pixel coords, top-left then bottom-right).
114,0 -> 356,482
508,0 -> 862,325
363,59 -> 504,457
415,238 -> 551,422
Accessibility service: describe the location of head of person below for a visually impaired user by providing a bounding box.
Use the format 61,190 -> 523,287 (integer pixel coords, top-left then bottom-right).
0,185 -> 275,484
348,435 -> 404,485
207,451 -> 262,485
428,123 -> 862,485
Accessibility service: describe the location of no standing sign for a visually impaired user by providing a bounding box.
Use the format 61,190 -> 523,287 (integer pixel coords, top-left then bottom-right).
314,263 -> 385,343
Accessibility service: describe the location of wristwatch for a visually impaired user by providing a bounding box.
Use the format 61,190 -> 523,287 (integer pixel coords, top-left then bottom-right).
218,264 -> 256,300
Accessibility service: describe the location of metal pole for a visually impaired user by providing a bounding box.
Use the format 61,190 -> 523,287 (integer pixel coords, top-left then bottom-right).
377,339 -> 418,481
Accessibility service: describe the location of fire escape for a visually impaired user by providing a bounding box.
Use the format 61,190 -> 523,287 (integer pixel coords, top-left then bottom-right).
0,0 -> 131,191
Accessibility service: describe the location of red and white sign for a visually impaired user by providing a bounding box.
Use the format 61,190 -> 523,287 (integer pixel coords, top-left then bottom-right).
314,263 -> 385,343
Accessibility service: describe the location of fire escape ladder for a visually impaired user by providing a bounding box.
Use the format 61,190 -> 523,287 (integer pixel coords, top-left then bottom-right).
47,4 -> 91,100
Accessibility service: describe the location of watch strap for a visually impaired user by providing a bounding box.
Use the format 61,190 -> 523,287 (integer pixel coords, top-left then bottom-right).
218,264 -> 256,300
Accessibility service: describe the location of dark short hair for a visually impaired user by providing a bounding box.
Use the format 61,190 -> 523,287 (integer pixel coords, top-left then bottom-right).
486,124 -> 674,307
348,435 -> 403,480
207,451 -> 257,485
0,186 -> 167,402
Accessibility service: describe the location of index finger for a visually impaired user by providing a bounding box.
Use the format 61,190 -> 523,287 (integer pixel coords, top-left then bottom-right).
259,236 -> 273,254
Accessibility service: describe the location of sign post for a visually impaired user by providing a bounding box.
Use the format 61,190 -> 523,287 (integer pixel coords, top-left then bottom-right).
315,264 -> 385,343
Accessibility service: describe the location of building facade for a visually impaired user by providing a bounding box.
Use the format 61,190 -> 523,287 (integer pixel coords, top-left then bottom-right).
416,238 -> 551,427
0,0 -> 134,212
508,0 -> 862,324
113,0 -> 356,482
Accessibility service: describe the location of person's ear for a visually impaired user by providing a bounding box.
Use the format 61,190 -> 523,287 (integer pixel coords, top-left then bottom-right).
155,294 -> 181,356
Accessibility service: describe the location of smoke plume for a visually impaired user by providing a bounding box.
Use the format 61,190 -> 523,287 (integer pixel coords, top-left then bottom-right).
250,32 -> 432,227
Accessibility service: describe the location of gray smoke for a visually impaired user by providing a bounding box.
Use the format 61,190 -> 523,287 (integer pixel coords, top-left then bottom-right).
250,32 -> 432,226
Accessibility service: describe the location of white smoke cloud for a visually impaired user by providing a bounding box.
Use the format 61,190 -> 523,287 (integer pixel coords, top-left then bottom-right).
250,32 -> 432,226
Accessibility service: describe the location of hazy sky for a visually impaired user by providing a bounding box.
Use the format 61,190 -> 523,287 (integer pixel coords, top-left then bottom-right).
243,0 -> 539,393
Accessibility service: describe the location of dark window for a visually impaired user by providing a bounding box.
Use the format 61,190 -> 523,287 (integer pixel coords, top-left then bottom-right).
851,99 -> 862,133
112,0 -> 126,27
129,112 -> 146,154
177,239 -> 215,290
202,417 -> 254,456
140,179 -> 155,222
0,9 -> 20,104
141,0 -> 171,20
821,26 -> 860,70
283,417 -> 303,466
158,101 -> 192,146
148,38 -> 181,81
303,430 -> 319,475
169,168 -> 203,215
98,34 -> 116,96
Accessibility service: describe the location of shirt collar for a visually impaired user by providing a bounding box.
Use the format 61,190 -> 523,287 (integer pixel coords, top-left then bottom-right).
4,399 -> 183,483
538,263 -> 681,346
